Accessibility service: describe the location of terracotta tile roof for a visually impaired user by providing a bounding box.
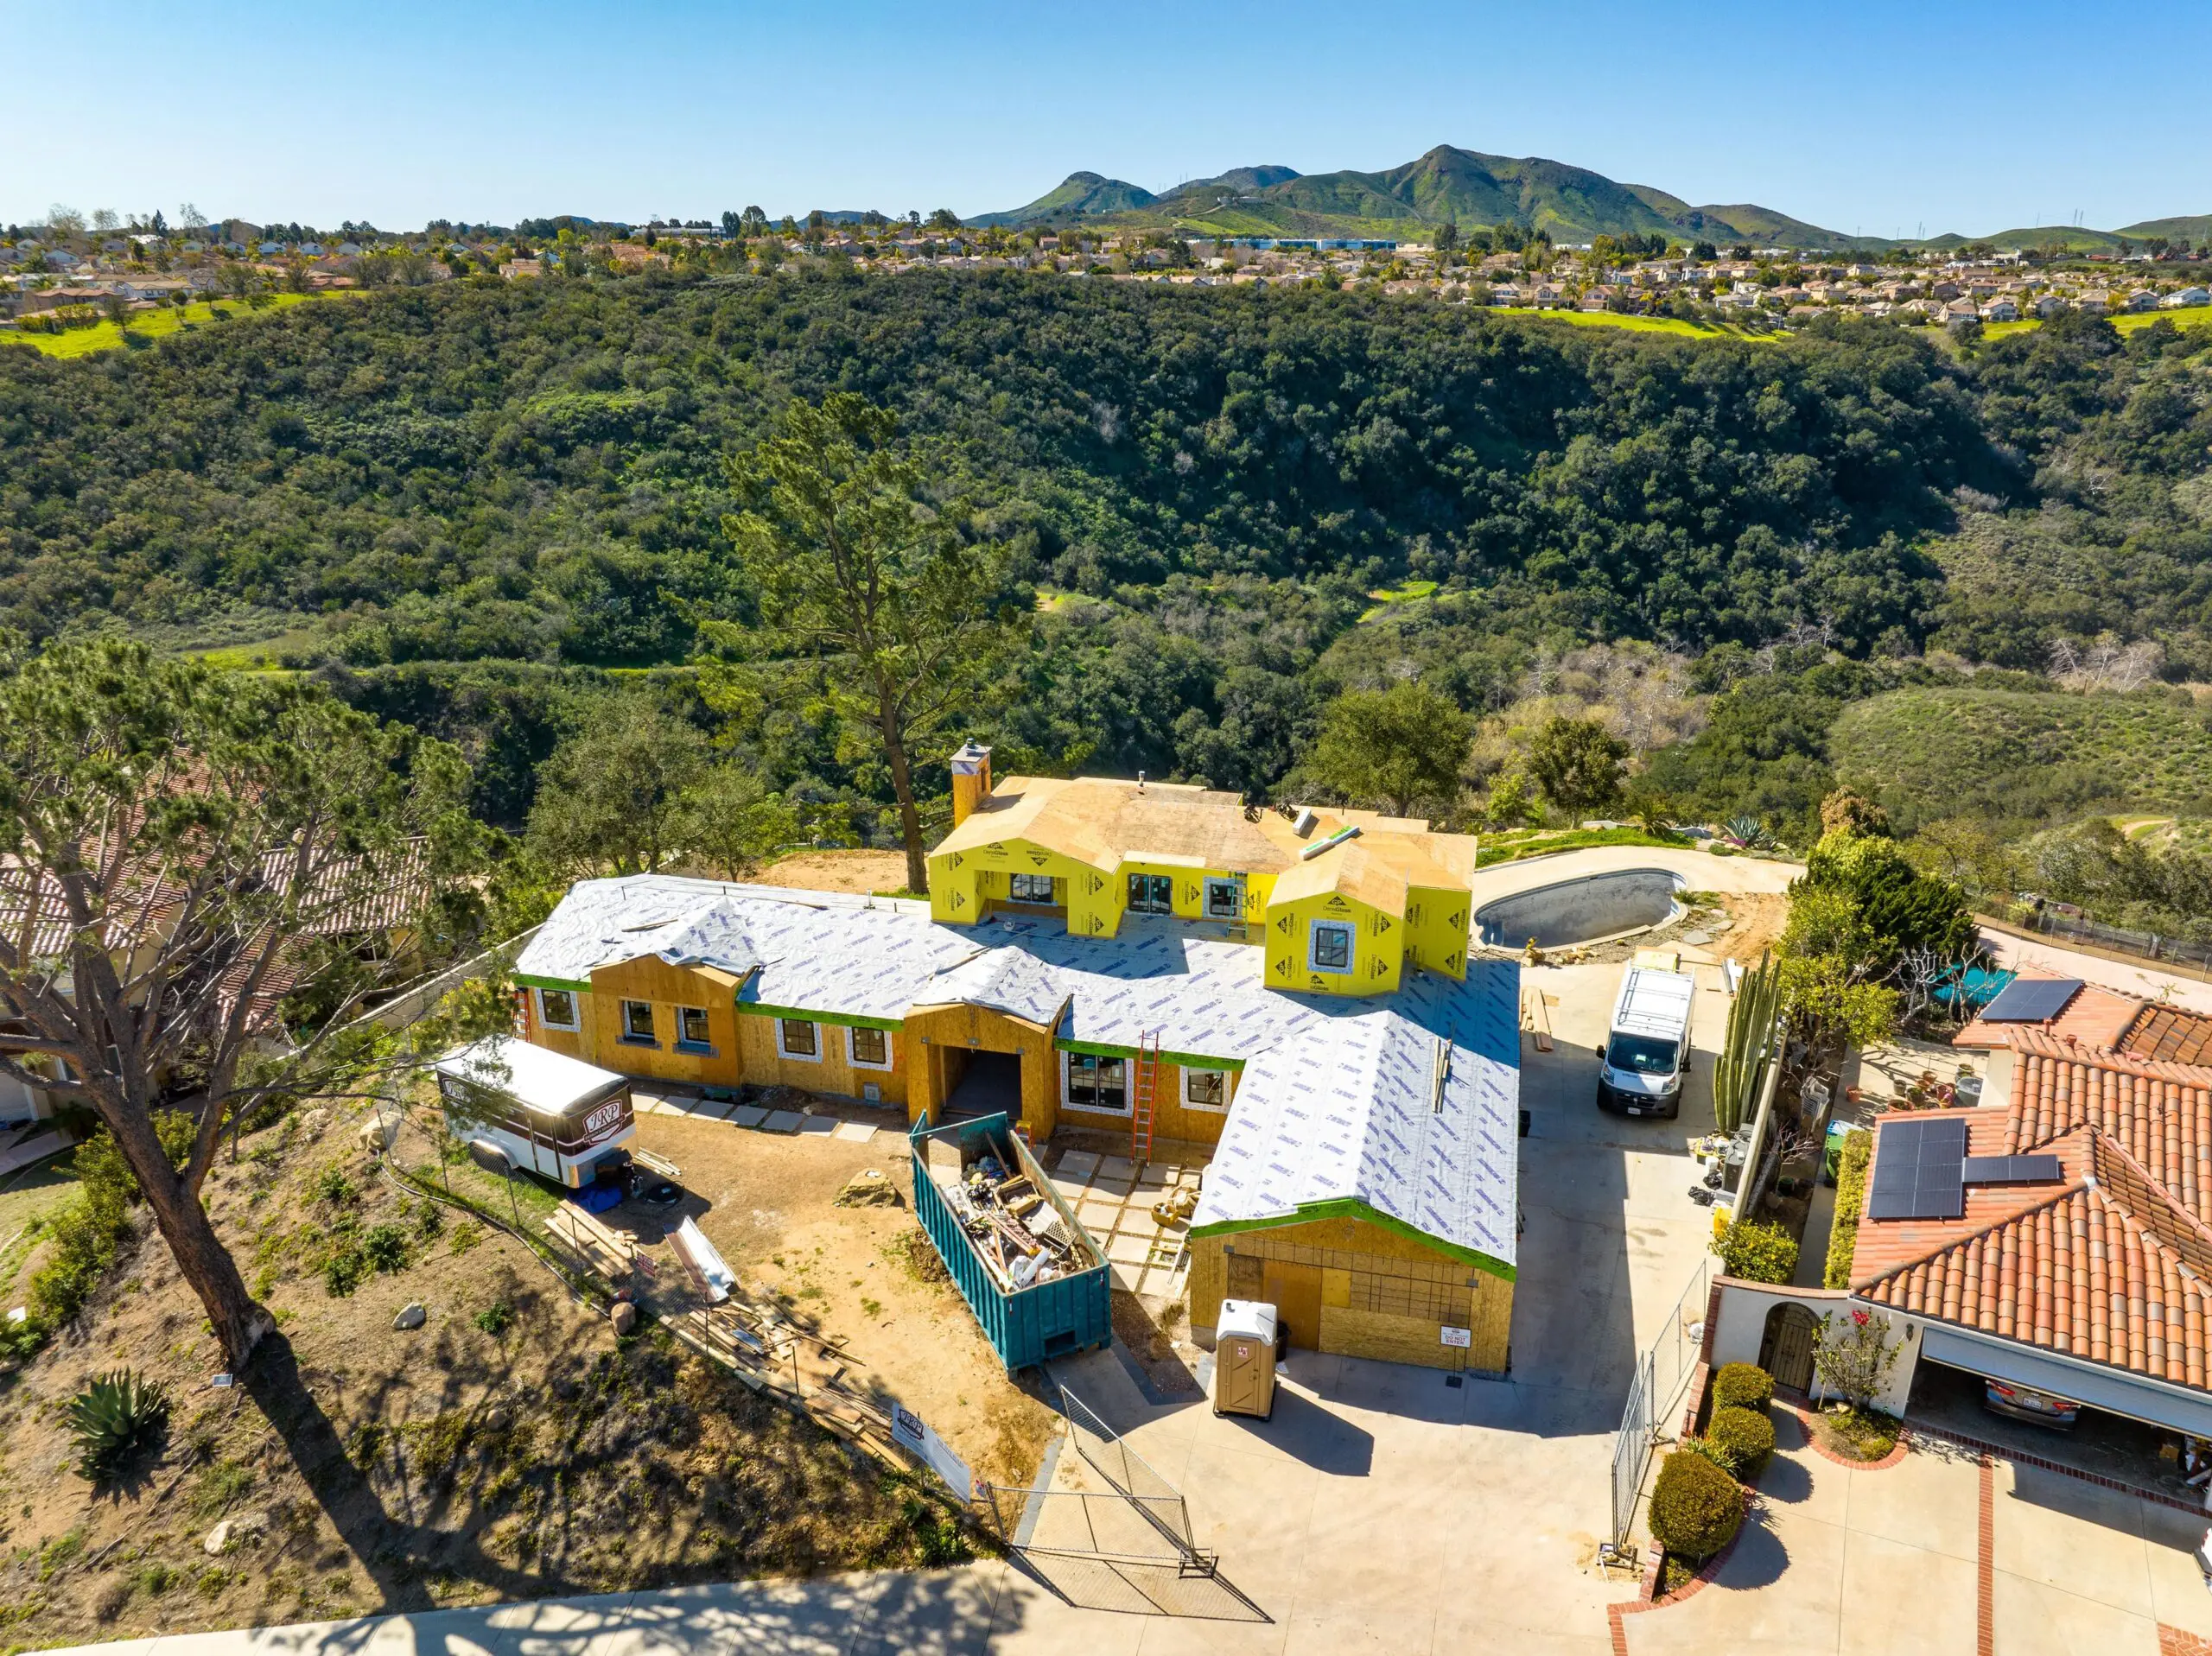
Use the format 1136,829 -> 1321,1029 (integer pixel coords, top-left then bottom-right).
1858,1126 -> 2212,1391
1955,977 -> 2139,1051
2120,1003 -> 2212,1068
2005,1031 -> 2212,1226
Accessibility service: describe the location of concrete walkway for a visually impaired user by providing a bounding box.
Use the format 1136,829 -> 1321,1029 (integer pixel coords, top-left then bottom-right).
1618,1410 -> 2212,1656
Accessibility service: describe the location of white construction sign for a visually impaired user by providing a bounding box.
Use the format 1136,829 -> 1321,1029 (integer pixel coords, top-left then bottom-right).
892,1403 -> 974,1502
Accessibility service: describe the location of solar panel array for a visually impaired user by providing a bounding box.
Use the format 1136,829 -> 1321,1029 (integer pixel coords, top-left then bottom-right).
1866,1116 -> 1968,1221
1961,1153 -> 2063,1185
1979,976 -> 2084,1025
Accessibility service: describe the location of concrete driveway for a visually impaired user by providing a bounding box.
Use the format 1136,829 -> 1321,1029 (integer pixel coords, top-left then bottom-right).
1618,1409 -> 2212,1656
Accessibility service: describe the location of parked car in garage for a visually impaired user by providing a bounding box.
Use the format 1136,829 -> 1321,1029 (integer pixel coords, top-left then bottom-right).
1984,1379 -> 2081,1429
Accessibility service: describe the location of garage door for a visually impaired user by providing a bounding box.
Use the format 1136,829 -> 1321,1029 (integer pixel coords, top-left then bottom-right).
1922,1327 -> 2212,1439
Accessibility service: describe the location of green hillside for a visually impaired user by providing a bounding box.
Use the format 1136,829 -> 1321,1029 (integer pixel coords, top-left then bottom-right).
968,171 -> 1155,228
1830,687 -> 2212,827
974,145 -> 1870,247
1920,225 -> 2130,254
2118,214 -> 2212,243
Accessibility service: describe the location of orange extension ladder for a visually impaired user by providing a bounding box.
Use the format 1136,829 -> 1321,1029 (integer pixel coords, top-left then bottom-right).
1131,1031 -> 1161,1169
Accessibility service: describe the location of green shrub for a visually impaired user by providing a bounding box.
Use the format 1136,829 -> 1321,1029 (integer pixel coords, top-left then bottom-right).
360,1224 -> 410,1273
323,1249 -> 368,1297
1648,1448 -> 1745,1562
1704,1405 -> 1777,1479
1711,1217 -> 1799,1285
1824,1131 -> 1872,1288
474,1300 -> 513,1336
312,1164 -> 358,1206
1712,1362 -> 1775,1412
67,1370 -> 172,1478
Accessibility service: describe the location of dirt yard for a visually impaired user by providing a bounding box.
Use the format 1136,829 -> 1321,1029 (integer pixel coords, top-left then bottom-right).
757,849 -> 912,896
0,1103 -> 994,1650
624,1107 -> 1057,1490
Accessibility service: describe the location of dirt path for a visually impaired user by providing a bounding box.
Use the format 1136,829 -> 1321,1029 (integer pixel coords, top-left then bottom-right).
632,1109 -> 1055,1491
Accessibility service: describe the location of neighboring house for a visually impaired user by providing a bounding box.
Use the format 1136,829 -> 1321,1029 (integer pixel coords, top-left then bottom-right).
0,840 -> 437,1122
1943,298 -> 1981,327
2077,289 -> 2113,314
2031,293 -> 2069,319
1980,297 -> 2019,322
512,747 -> 1521,1373
2163,287 -> 2210,308
499,258 -> 544,280
2126,289 -> 2162,313
1847,1025 -> 2212,1436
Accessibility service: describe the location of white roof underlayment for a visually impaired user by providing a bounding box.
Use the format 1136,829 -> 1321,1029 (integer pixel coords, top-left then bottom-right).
518,876 -> 1519,1266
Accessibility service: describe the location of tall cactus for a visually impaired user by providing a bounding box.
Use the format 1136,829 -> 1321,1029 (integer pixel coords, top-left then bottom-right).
1714,949 -> 1782,1133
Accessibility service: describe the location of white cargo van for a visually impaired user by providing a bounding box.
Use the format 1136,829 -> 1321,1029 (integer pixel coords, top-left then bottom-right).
1595,961 -> 1696,1118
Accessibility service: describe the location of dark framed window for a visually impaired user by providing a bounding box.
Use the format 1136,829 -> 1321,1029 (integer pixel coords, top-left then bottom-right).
1127,872 -> 1173,915
537,988 -> 579,1030
1310,922 -> 1354,973
677,1006 -> 712,1050
779,1018 -> 819,1059
1204,877 -> 1244,920
1065,1053 -> 1128,1113
620,999 -> 657,1043
1009,872 -> 1056,903
1184,1068 -> 1228,1110
849,1026 -> 890,1068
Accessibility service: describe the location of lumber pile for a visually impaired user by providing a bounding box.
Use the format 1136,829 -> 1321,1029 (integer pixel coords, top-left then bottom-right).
543,1205 -> 638,1280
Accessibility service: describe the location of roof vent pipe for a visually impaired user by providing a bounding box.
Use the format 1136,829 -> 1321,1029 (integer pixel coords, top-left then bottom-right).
1137,771 -> 1146,791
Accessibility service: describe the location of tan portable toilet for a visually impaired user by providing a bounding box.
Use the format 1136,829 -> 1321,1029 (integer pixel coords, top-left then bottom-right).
1213,1299 -> 1279,1420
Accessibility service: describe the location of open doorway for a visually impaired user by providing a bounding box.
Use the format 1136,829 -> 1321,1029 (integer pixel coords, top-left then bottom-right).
945,1049 -> 1024,1122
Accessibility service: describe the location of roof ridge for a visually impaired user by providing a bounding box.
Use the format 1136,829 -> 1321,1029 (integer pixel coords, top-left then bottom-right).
2087,1130 -> 2212,1265
2011,1026 -> 2212,1088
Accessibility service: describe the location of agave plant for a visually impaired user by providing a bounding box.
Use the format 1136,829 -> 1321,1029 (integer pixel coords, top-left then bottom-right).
66,1370 -> 171,1478
1722,814 -> 1775,852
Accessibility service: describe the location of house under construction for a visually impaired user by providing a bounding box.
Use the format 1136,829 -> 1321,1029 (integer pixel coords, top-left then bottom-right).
512,746 -> 1521,1373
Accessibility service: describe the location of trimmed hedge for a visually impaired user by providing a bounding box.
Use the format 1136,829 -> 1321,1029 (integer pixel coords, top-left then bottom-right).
1706,1405 -> 1777,1479
1649,1447 -> 1745,1562
1713,1362 -> 1775,1412
1711,1217 -> 1797,1284
1824,1130 -> 1872,1289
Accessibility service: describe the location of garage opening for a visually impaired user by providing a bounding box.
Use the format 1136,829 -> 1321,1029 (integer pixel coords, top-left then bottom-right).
945,1049 -> 1024,1122
1909,1357 -> 2205,1503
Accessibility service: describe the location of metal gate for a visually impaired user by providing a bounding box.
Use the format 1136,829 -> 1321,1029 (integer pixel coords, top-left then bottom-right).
982,1383 -> 1265,1621
1607,1259 -> 1713,1544
1609,1348 -> 1657,1545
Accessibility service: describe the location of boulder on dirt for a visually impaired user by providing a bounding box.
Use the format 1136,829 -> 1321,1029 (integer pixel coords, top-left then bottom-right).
610,1301 -> 639,1336
834,1169 -> 902,1209
202,1511 -> 267,1556
393,1303 -> 427,1331
295,1107 -> 331,1139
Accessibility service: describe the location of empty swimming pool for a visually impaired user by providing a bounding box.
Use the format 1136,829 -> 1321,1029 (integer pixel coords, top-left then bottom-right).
1473,867 -> 1687,950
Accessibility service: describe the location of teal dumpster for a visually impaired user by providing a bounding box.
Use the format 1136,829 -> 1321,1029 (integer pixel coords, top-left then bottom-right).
908,1113 -> 1111,1372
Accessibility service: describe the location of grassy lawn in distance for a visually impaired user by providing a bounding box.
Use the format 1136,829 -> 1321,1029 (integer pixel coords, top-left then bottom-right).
0,289 -> 360,359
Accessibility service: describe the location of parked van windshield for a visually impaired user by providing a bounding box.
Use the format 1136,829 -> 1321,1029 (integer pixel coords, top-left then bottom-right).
1607,1035 -> 1679,1075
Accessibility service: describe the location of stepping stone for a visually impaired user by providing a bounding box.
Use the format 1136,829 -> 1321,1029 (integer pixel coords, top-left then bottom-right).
833,1121 -> 878,1143
1098,1156 -> 1137,1181
1678,931 -> 1713,946
1106,1234 -> 1152,1266
797,1115 -> 837,1136
1108,1260 -> 1140,1291
761,1109 -> 804,1134
1089,1177 -> 1133,1200
1055,1150 -> 1100,1178
732,1106 -> 769,1128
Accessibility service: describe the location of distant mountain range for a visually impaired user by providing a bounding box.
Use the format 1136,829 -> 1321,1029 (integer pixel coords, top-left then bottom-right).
965,145 -> 2202,252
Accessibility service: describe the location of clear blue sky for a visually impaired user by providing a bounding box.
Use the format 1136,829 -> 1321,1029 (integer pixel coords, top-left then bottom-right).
7,0 -> 2208,236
